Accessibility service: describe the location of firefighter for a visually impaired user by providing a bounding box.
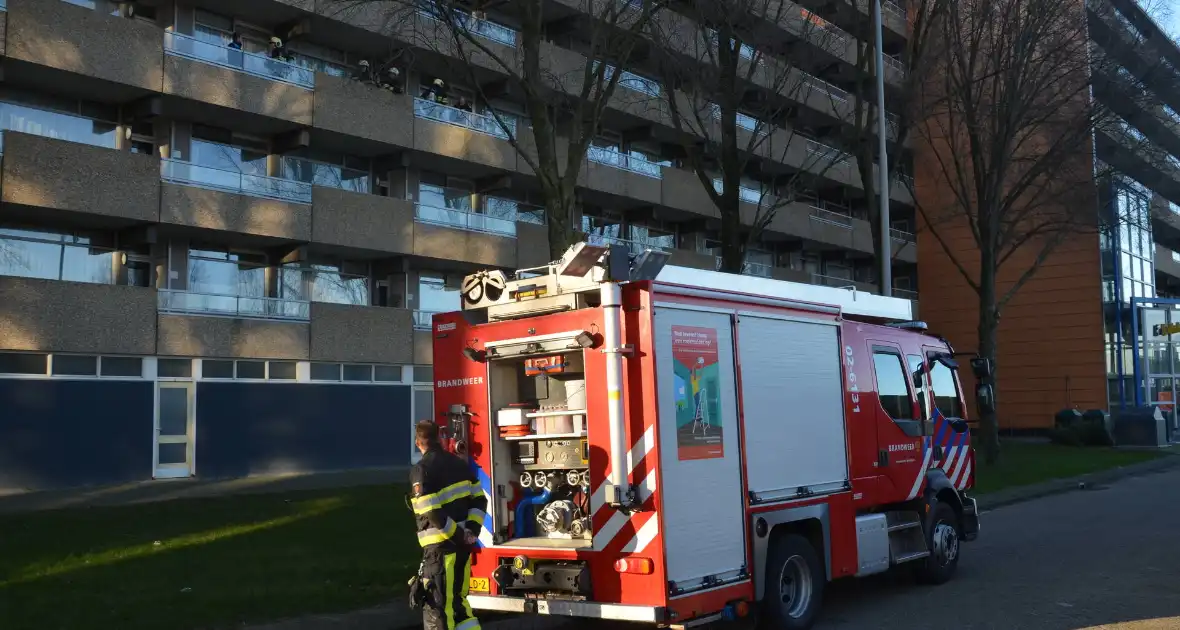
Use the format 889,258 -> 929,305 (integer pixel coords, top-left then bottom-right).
408,421 -> 486,630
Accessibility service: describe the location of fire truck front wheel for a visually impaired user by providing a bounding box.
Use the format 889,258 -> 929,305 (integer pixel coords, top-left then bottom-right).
915,502 -> 961,585
761,533 -> 824,630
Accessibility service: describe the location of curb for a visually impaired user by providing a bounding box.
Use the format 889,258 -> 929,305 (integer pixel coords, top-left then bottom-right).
976,451 -> 1180,511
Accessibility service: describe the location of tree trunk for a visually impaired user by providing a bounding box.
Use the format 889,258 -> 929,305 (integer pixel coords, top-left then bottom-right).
976,262 -> 1001,465
718,192 -> 744,273
544,183 -> 578,262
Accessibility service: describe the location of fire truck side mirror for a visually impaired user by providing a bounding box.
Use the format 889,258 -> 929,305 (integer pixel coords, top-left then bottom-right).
970,357 -> 993,379
975,383 -> 996,414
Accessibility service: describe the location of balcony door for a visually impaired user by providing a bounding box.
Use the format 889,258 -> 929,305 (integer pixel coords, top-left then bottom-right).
155,382 -> 195,479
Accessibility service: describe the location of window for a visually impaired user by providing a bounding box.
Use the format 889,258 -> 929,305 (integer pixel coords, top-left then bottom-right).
236,361 -> 265,379
52,355 -> 98,376
101,357 -> 143,377
418,273 -> 460,314
269,361 -> 297,380
907,355 -> 927,422
0,99 -> 117,150
374,365 -> 403,382
413,366 -> 434,383
0,227 -> 117,285
203,360 -> 235,379
872,350 -> 914,421
158,359 -> 193,378
928,358 -> 964,419
311,362 -> 342,381
343,364 -> 373,382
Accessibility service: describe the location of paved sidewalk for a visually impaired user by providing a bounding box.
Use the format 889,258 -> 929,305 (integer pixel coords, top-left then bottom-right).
0,467 -> 407,514
236,602 -> 415,630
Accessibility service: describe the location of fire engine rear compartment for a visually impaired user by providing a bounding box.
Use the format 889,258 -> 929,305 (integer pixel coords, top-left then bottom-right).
486,348 -> 593,549
651,299 -> 850,591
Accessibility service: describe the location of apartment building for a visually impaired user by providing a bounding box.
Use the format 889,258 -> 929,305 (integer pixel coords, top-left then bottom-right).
918,0 -> 1180,435
0,0 -> 917,492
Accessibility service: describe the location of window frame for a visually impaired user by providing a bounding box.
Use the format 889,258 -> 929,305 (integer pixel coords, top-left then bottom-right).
925,350 -> 966,421
870,345 -> 922,437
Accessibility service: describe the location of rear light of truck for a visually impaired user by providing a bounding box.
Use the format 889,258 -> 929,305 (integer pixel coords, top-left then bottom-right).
614,557 -> 654,575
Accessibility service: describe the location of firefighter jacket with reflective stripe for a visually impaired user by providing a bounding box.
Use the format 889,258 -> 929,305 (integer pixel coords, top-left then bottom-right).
410,445 -> 487,549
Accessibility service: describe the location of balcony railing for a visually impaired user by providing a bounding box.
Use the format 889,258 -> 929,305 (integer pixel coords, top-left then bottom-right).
587,146 -> 663,178
598,63 -> 661,97
281,156 -> 370,194
586,233 -> 672,255
800,9 -> 849,49
161,159 -> 313,204
802,74 -> 849,103
890,228 -> 916,243
415,203 -> 517,236
417,1 -> 517,46
158,289 -> 311,321
809,205 -> 854,228
413,310 -> 437,330
883,0 -> 906,19
414,98 -> 513,140
811,273 -> 858,289
893,287 -> 918,299
486,196 -> 547,225
884,55 -> 906,77
0,237 -> 116,285
164,31 -> 315,89
713,257 -> 774,278
712,179 -> 765,204
806,139 -> 852,166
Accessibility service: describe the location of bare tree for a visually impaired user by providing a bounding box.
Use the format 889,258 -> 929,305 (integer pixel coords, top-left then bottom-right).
913,0 -> 1177,462
647,1 -> 849,273
326,0 -> 665,260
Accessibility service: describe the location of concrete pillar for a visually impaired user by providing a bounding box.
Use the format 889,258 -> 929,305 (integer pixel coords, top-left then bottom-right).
167,240 -> 190,291
263,266 -> 281,299
171,121 -> 192,161
111,250 -> 127,286
155,120 -> 173,160
266,154 -> 282,179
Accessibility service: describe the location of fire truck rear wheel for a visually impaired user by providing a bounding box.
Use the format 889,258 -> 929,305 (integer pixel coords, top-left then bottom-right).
915,502 -> 961,585
761,533 -> 824,630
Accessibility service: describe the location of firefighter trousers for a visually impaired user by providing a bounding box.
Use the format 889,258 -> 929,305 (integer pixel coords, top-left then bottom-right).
422,546 -> 480,630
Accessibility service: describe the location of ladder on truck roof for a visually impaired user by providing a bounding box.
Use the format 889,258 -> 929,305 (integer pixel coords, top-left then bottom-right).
458,242 -> 914,323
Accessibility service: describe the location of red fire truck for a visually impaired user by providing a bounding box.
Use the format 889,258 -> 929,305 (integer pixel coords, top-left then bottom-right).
429,242 -> 984,629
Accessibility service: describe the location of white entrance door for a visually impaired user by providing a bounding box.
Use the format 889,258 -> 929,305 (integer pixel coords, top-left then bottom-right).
155,382 -> 194,479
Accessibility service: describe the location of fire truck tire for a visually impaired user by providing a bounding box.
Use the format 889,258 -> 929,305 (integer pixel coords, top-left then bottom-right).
760,533 -> 824,630
915,502 -> 961,585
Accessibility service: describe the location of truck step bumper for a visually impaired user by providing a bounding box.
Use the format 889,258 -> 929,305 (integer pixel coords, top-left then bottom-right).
961,495 -> 980,542
468,595 -> 665,623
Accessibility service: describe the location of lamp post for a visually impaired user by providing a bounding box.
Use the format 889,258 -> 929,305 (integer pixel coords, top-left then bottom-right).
874,0 -> 892,296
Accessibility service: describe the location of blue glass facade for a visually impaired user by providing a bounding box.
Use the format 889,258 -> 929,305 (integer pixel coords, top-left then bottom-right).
1102,176 -> 1153,409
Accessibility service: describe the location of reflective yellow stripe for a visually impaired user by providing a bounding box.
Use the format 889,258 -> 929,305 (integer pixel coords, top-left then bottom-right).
417,517 -> 458,547
444,552 -> 457,630
411,480 -> 472,515
459,553 -> 476,623
466,508 -> 486,526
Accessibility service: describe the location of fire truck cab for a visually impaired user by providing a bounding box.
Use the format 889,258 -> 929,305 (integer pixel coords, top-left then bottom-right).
429,242 -> 981,629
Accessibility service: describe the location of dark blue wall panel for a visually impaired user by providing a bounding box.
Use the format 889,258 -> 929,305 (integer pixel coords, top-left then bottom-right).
0,379 -> 154,492
195,383 -> 411,479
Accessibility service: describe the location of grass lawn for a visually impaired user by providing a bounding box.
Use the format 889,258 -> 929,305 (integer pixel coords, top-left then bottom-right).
971,440 -> 1166,495
0,484 -> 418,630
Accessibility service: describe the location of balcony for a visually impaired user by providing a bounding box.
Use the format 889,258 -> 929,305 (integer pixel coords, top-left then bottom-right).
5,0 -> 163,92
587,146 -> 663,178
414,203 -> 516,237
0,234 -> 119,285
890,228 -> 916,243
892,287 -> 919,299
812,273 -> 878,293
310,302 -> 414,364
0,276 -> 157,355
413,310 -> 436,330
417,1 -> 518,47
1,132 -> 160,223
413,98 -> 516,168
311,188 -> 415,255
158,289 -> 310,322
313,74 -> 414,148
586,233 -> 673,255
163,31 -> 314,89
809,205 -> 854,228
713,257 -> 775,278
413,98 -> 513,139
162,32 -> 314,125
161,160 -> 312,204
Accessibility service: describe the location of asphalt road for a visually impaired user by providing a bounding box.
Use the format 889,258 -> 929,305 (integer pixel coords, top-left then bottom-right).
813,468 -> 1180,630
539,468 -> 1180,630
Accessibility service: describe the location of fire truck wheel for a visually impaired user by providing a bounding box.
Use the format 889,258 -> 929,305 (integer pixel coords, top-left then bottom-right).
761,533 -> 824,630
916,502 -> 961,585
